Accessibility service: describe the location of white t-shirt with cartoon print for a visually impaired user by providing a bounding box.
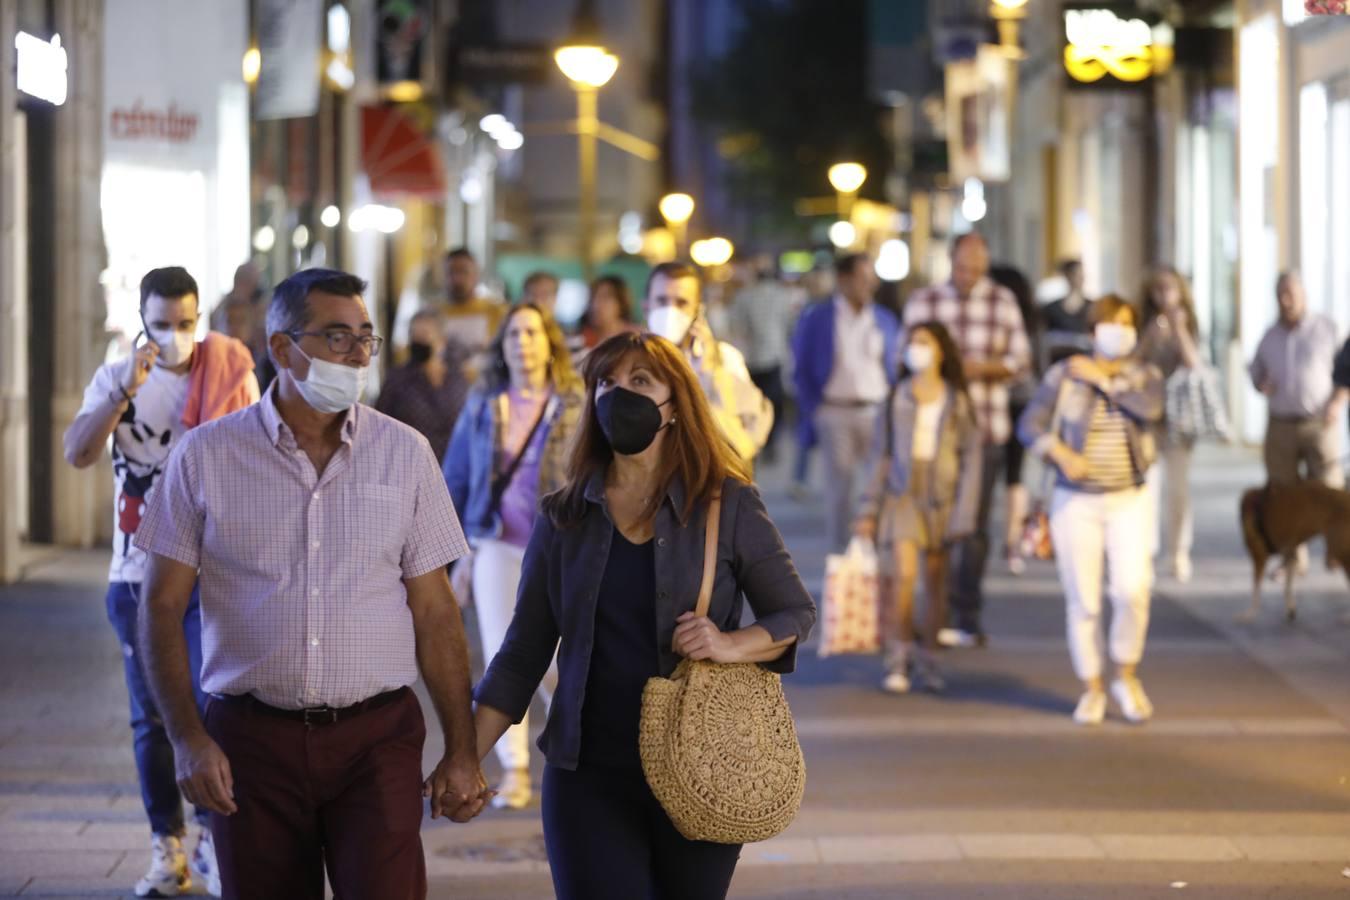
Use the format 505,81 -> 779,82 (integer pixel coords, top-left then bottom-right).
78,357 -> 191,583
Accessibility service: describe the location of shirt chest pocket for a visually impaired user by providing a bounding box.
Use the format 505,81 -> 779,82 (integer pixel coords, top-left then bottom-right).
335,484 -> 415,572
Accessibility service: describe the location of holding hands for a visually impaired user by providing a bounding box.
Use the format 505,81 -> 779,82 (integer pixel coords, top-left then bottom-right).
424,752 -> 495,823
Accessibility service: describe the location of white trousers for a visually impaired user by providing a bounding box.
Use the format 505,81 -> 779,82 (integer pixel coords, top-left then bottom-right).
1146,441 -> 1194,564
472,538 -> 558,771
1049,486 -> 1153,682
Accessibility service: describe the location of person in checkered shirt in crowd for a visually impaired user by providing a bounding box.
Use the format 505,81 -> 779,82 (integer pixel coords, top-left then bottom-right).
903,232 -> 1033,647
134,268 -> 491,900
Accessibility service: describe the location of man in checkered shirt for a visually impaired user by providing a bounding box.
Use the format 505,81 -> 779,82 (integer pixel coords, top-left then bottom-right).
135,269 -> 490,899
903,233 -> 1032,645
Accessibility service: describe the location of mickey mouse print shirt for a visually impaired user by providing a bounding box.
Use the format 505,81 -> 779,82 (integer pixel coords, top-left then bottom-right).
78,355 -> 192,583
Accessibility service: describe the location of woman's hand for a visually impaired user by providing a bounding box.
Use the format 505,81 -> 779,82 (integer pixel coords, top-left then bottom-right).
1067,355 -> 1107,389
1050,440 -> 1091,482
673,613 -> 741,664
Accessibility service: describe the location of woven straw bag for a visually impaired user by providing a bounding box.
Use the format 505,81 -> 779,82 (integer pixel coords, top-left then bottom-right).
639,498 -> 807,844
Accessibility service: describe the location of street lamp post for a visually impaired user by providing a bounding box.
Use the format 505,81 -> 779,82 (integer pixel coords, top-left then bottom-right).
555,1 -> 619,280
658,192 -> 695,258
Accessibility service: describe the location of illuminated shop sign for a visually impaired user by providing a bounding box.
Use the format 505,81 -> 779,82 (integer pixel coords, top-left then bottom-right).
1063,5 -> 1175,85
15,31 -> 68,105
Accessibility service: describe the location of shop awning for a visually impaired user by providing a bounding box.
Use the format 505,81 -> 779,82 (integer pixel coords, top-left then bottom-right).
360,105 -> 447,199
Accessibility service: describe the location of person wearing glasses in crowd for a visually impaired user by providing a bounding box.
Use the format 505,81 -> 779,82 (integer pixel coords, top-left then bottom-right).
64,266 -> 259,898
443,303 -> 585,810
134,269 -> 489,900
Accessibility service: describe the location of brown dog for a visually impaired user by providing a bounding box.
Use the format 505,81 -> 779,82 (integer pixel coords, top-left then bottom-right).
1238,482 -> 1350,622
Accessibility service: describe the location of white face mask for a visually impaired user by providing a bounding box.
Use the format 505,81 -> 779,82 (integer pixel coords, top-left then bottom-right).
904,344 -> 936,373
148,327 -> 196,368
646,306 -> 694,345
1093,323 -> 1138,360
290,342 -> 368,414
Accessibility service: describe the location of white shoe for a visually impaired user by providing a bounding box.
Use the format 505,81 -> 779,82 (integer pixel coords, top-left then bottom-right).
937,628 -> 983,649
190,827 -> 222,897
134,834 -> 190,898
1110,678 -> 1154,724
1173,555 -> 1192,584
882,670 -> 912,694
1073,690 -> 1106,726
491,767 -> 532,810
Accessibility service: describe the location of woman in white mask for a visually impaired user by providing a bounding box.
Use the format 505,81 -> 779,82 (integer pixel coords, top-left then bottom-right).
854,322 -> 983,694
1017,296 -> 1164,726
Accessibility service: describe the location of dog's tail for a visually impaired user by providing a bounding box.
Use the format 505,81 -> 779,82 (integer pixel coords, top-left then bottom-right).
1240,487 -> 1275,557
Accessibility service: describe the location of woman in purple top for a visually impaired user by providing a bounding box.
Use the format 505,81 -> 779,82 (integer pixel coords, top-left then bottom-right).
443,303 -> 583,809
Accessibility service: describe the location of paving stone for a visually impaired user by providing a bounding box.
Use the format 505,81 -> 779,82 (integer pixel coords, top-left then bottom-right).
1233,834 -> 1350,862
0,850 -> 121,878
739,837 -> 823,866
957,833 -> 1105,860
817,834 -> 963,864
1096,833 -> 1244,861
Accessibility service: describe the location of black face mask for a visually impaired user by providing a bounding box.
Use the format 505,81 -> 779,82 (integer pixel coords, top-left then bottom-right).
596,387 -> 672,456
408,342 -> 435,365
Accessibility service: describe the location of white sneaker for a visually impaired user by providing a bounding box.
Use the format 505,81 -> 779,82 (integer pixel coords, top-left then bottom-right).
1110,678 -> 1154,724
1073,690 -> 1107,726
882,670 -> 912,694
937,628 -> 983,649
134,834 -> 190,898
491,767 -> 532,810
190,827 -> 222,897
1173,555 -> 1192,584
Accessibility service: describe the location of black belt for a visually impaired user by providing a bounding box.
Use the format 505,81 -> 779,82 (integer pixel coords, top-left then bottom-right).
216,687 -> 408,726
822,398 -> 881,408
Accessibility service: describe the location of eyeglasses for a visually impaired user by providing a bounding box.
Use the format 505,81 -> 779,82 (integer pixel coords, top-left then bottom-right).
289,330 -> 384,357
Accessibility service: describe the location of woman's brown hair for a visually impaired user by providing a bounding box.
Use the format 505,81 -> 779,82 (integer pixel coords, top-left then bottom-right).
482,302 -> 581,394
1139,265 -> 1199,338
542,332 -> 750,527
1088,293 -> 1140,329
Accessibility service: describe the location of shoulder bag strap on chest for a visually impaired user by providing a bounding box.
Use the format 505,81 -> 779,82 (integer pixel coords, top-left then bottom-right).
693,497 -> 722,619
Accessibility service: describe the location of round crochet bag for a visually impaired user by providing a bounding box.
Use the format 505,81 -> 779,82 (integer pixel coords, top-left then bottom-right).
639,498 -> 807,844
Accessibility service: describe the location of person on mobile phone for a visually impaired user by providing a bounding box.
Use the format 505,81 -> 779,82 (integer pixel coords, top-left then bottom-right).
63,266 -> 259,898
642,261 -> 773,463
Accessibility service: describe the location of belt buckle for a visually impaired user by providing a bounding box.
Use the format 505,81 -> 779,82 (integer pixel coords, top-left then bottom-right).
302,706 -> 338,726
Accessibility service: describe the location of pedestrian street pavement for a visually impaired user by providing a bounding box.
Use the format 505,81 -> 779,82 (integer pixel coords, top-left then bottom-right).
2,444 -> 1349,897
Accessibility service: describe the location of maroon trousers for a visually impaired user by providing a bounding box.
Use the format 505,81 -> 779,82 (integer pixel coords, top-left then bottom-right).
204,688 -> 427,900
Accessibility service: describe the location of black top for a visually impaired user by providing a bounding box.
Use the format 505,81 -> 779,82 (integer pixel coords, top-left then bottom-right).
1042,298 -> 1095,365
474,477 -> 816,771
580,529 -> 658,769
373,358 -> 470,462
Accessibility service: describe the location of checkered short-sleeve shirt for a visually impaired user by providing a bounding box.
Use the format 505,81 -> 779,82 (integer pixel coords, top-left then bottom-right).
903,278 -> 1032,445
135,387 -> 469,709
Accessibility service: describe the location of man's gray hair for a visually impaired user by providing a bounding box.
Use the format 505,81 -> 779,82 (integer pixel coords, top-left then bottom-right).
265,268 -> 369,337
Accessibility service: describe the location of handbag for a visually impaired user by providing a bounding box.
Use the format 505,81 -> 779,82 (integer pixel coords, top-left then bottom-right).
639,498 -> 807,845
1019,378 -> 1070,561
1164,365 -> 1231,443
817,537 -> 882,656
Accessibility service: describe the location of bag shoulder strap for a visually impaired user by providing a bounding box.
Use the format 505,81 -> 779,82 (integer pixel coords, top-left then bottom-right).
693,497 -> 722,619
490,392 -> 555,511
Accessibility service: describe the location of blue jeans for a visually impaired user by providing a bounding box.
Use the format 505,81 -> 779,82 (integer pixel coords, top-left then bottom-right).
106,581 -> 207,836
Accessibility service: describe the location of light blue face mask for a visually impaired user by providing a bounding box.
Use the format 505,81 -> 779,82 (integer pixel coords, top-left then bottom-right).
290,341 -> 368,414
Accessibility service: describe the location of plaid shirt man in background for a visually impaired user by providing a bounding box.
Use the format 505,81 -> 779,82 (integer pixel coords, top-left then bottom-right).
904,233 -> 1032,645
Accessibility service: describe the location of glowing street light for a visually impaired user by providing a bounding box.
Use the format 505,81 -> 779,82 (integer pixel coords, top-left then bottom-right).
690,237 -> 734,268
242,47 -> 261,85
827,162 -> 868,194
828,220 -> 857,249
554,46 -> 619,88
658,192 -> 695,256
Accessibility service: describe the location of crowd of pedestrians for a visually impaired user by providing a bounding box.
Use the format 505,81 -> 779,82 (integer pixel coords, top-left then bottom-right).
63,237 -> 1350,899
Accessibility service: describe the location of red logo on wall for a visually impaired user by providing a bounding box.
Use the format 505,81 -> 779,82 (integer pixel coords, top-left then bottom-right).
110,101 -> 199,143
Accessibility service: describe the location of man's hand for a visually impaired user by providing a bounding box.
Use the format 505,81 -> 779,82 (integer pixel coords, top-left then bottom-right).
673,613 -> 741,663
423,753 -> 493,822
123,341 -> 159,395
685,315 -> 722,369
963,358 -> 1014,383
1050,441 -> 1091,482
173,730 -> 237,816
